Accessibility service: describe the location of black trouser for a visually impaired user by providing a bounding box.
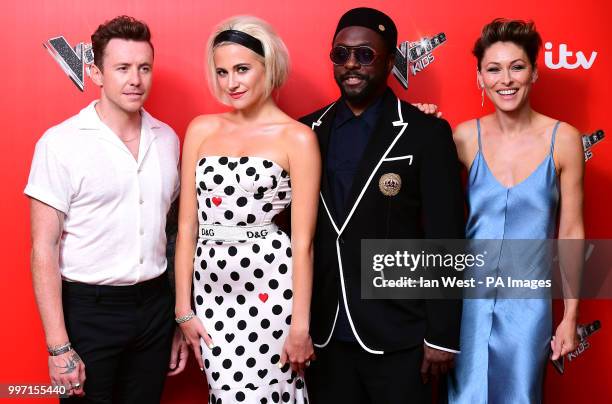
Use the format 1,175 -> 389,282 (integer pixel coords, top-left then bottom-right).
306,340 -> 432,404
60,275 -> 174,404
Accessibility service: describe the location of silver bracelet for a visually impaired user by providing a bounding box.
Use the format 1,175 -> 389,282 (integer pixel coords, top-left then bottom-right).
175,310 -> 196,324
48,342 -> 72,356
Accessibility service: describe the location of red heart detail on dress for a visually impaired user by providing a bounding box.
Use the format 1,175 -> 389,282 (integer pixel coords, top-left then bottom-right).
258,293 -> 269,303
212,197 -> 222,206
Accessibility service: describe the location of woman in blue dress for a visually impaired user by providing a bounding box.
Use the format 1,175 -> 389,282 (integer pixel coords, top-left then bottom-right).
448,19 -> 584,404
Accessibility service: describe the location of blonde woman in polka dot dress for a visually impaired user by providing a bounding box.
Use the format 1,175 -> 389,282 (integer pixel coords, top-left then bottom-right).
174,16 -> 320,403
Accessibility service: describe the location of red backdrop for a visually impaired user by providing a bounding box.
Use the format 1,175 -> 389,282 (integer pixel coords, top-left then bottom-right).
2,0 -> 610,402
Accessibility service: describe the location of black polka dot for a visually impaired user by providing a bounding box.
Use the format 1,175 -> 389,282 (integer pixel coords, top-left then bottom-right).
196,246 -> 202,256
234,372 -> 243,382
264,254 -> 275,263
283,289 -> 293,299
208,248 -> 215,258
237,320 -> 247,330
240,257 -> 250,268
272,240 -> 282,249
269,279 -> 279,289
198,158 -> 206,166
213,174 -> 223,184
230,271 -> 240,281
204,358 -> 210,368
282,392 -> 291,402
224,210 -> 234,220
252,244 -> 260,253
246,167 -> 256,176
248,332 -> 258,342
205,198 -> 212,208
278,264 -> 288,274
262,203 -> 273,212
236,391 -> 245,402
196,295 -> 204,305
271,354 -> 280,364
272,305 -> 283,315
214,321 -> 224,331
194,271 -> 200,281
263,160 -> 273,168
228,246 -> 238,256
210,273 -> 218,282
222,359 -> 232,369
272,392 -> 280,402
224,186 -> 235,195
226,308 -> 235,318
249,307 -> 258,317
201,211 -> 207,221
204,284 -> 212,294
261,318 -> 270,329
223,284 -> 232,293
259,344 -> 269,354
254,193 -> 264,200
245,282 -> 255,292
286,247 -> 292,257
200,260 -> 207,270
205,308 -> 213,318
237,295 -> 246,305
237,197 -> 248,207
254,268 -> 264,278
219,157 -> 228,165
246,357 -> 256,368
235,345 -> 245,356
278,191 -> 286,200
237,221 -> 246,226
285,315 -> 292,325
247,214 -> 256,224
239,157 -> 249,164
212,346 -> 222,356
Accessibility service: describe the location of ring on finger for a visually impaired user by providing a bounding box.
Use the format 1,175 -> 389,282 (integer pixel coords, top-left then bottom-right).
73,382 -> 81,388
305,360 -> 311,367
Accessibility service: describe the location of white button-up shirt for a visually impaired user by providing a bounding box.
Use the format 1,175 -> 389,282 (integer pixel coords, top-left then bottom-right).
25,101 -> 180,285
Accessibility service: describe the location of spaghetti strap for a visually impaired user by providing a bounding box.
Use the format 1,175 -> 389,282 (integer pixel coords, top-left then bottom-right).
550,121 -> 561,154
476,118 -> 482,151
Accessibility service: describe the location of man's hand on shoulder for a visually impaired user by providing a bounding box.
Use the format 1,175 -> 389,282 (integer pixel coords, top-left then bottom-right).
420,344 -> 455,384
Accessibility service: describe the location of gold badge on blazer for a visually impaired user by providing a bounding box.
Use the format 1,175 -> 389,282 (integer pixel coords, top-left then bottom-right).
379,173 -> 402,196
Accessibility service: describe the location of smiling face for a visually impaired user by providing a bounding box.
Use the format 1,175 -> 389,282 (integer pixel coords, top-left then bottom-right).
332,26 -> 394,110
91,38 -> 153,114
478,41 -> 537,112
213,43 -> 267,109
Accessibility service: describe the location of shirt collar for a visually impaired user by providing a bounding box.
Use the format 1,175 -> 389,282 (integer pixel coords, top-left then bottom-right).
76,100 -> 161,132
334,94 -> 385,130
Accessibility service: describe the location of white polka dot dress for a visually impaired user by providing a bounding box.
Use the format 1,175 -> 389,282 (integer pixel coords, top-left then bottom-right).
193,156 -> 308,403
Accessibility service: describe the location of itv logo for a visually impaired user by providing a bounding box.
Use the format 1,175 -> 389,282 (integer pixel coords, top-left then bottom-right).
544,42 -> 597,70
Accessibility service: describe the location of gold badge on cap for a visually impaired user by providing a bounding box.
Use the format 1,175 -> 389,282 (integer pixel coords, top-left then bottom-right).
378,24 -> 386,31
379,173 -> 401,196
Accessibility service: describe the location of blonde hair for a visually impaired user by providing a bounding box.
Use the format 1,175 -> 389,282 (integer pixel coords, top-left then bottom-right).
206,16 -> 290,104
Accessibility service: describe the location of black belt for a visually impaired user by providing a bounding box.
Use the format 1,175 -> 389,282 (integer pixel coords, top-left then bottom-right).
62,274 -> 169,300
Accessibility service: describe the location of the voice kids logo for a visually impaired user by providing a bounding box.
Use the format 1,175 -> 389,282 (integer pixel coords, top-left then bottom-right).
44,36 -> 94,91
544,42 -> 597,70
392,33 -> 447,89
582,129 -> 605,162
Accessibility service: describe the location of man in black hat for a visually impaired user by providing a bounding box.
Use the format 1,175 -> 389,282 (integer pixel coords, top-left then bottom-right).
300,7 -> 465,403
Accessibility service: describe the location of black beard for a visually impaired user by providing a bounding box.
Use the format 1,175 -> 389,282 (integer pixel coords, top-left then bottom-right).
335,73 -> 386,109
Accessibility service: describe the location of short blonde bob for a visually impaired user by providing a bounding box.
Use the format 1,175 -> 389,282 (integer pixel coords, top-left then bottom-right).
206,16 -> 290,104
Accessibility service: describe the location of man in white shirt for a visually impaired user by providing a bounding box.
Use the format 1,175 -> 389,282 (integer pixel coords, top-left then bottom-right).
26,16 -> 187,403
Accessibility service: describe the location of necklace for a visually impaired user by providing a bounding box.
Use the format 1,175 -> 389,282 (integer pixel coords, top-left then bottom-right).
121,135 -> 140,143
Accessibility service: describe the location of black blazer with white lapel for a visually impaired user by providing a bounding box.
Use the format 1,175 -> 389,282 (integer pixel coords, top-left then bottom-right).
300,88 -> 465,354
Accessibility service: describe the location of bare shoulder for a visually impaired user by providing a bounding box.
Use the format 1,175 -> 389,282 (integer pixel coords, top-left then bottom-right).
282,119 -> 318,150
184,114 -> 226,147
453,119 -> 478,145
554,121 -> 583,159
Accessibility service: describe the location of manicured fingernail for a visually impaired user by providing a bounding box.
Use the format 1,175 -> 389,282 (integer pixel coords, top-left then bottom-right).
208,343 -> 215,349
277,362 -> 283,368
200,367 -> 204,371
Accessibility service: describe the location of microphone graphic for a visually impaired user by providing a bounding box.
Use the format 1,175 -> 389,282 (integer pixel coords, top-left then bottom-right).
551,320 -> 601,374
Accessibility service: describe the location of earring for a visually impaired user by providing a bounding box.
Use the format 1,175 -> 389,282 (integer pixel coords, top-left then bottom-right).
481,88 -> 484,108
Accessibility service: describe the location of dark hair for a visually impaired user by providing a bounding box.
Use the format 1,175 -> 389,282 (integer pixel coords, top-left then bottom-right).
473,18 -> 542,70
91,15 -> 153,69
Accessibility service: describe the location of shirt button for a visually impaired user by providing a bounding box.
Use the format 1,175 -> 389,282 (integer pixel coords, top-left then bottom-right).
139,257 -> 144,264
139,199 -> 144,204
